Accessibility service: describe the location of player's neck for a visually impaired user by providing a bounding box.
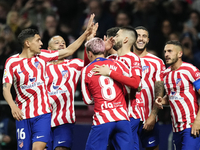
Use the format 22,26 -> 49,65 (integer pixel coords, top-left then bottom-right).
134,49 -> 147,57
92,54 -> 105,61
117,46 -> 131,56
19,48 -> 36,58
171,59 -> 183,71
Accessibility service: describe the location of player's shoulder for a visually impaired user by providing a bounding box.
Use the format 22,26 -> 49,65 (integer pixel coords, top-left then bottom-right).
181,62 -> 198,70
145,53 -> 164,62
5,53 -> 20,64
123,52 -> 140,61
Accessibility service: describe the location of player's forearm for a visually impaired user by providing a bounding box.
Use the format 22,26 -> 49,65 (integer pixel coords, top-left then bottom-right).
3,83 -> 16,109
58,31 -> 88,59
155,81 -> 164,98
161,95 -> 169,105
110,71 -> 141,89
151,81 -> 165,116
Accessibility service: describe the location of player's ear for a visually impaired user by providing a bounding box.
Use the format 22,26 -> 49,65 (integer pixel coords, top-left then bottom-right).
123,37 -> 128,44
178,51 -> 183,58
24,40 -> 30,48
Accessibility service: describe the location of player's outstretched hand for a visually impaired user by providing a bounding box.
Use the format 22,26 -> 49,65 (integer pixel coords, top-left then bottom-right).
191,119 -> 200,137
155,97 -> 163,109
87,23 -> 98,41
85,14 -> 95,36
11,105 -> 24,121
92,64 -> 110,76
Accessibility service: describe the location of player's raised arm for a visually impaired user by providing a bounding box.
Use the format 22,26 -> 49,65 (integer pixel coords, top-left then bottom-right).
58,14 -> 95,59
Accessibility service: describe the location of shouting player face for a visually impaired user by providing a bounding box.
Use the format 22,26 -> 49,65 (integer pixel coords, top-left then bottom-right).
48,36 -> 66,50
164,44 -> 182,66
134,29 -> 149,51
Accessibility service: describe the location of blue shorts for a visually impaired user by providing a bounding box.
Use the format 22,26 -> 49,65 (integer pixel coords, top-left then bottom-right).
173,128 -> 200,150
85,120 -> 132,150
130,118 -> 140,150
16,113 -> 51,150
49,123 -> 74,150
138,121 -> 159,148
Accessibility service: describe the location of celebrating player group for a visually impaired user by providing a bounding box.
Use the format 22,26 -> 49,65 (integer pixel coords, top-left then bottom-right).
2,13 -> 200,150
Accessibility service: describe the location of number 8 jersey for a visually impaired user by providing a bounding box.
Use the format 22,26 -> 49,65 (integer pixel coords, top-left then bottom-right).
81,58 -> 130,125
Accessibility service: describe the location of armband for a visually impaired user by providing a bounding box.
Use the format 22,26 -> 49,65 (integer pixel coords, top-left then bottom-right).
193,79 -> 200,91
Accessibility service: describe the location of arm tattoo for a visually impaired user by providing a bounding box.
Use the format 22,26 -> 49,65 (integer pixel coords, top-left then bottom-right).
3,83 -> 7,88
155,81 -> 164,98
151,81 -> 164,116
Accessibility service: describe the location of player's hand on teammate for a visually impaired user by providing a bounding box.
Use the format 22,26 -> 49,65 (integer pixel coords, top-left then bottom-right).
191,119 -> 200,137
104,36 -> 114,51
92,64 -> 110,76
11,105 -> 24,121
143,115 -> 156,131
84,14 -> 95,36
155,97 -> 163,109
86,23 -> 98,41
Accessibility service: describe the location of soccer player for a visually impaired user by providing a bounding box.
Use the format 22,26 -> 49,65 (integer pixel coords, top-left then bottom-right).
46,35 -> 84,150
2,14 -> 94,150
155,40 -> 200,150
81,37 -> 134,150
133,26 -> 166,150
92,26 -> 142,149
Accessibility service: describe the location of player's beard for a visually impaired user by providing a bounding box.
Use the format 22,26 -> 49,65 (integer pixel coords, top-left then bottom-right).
113,41 -> 122,51
133,42 -> 147,51
166,55 -> 178,66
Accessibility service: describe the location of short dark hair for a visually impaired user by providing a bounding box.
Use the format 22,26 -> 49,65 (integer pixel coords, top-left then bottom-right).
165,40 -> 183,51
106,27 -> 120,38
18,28 -> 39,48
135,26 -> 149,37
120,26 -> 138,40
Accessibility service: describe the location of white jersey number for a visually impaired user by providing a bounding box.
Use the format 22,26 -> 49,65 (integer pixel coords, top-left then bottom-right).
99,76 -> 116,100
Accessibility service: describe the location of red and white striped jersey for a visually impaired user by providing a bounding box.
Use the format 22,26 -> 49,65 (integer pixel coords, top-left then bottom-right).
3,50 -> 59,119
138,53 -> 166,121
107,52 -> 142,119
81,57 -> 130,125
46,58 -> 83,127
164,62 -> 200,132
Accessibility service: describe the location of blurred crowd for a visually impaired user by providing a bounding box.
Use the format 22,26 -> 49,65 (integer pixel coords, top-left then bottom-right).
1,0 -> 200,149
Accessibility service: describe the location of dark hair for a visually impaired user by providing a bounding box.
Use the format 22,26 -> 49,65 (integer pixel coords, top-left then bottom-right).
17,28 -> 39,48
106,27 -> 120,38
165,40 -> 183,51
135,26 -> 149,37
120,26 -> 138,40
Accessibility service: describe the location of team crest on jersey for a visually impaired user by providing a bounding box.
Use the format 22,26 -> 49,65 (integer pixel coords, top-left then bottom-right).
142,66 -> 149,73
18,140 -> 23,148
61,70 -> 68,79
34,61 -> 41,69
176,78 -> 181,86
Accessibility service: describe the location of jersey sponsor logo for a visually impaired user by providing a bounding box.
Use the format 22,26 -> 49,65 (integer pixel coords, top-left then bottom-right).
29,75 -> 36,82
148,140 -> 155,144
34,61 -> 41,69
176,78 -> 181,86
142,66 -> 149,73
52,82 -> 60,90
62,70 -> 68,79
101,101 -> 114,109
36,135 -> 44,139
58,141 -> 66,144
